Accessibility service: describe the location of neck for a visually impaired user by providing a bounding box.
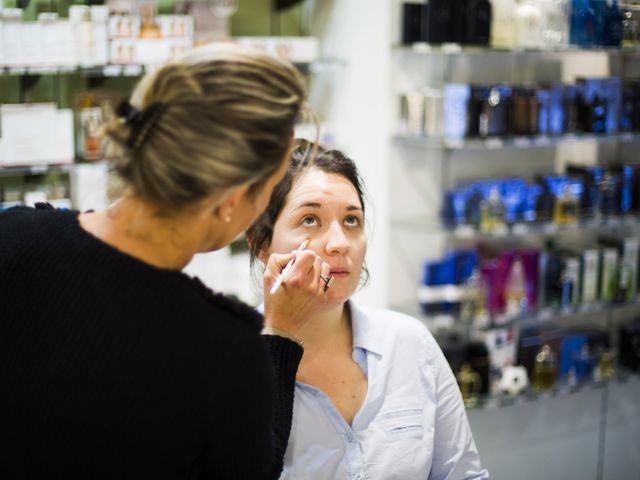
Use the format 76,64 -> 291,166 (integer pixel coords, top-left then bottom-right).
298,302 -> 352,353
79,194 -> 208,270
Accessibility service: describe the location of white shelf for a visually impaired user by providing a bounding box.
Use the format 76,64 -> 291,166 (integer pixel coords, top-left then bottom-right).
394,133 -> 640,151
391,216 -> 640,240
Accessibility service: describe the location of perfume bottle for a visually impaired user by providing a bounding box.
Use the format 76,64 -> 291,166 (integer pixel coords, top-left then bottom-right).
570,0 -> 597,46
599,173 -> 619,217
603,0 -> 624,47
515,0 -> 543,48
139,3 -> 161,39
491,0 -> 518,48
561,257 -> 580,307
563,85 -> 581,133
594,350 -> 616,381
460,268 -> 490,328
424,0 -> 453,44
480,186 -> 507,233
553,184 -> 579,225
511,87 -> 540,135
504,256 -> 528,317
586,92 -> 608,133
538,0 -> 570,48
533,344 -> 558,393
622,3 -> 640,48
457,363 -> 482,408
466,0 -> 493,46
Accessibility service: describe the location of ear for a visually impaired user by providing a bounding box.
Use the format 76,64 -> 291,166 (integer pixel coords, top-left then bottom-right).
214,184 -> 249,221
256,247 -> 270,265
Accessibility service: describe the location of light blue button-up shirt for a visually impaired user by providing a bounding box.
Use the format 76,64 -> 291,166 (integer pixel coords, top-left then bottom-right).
278,302 -> 489,480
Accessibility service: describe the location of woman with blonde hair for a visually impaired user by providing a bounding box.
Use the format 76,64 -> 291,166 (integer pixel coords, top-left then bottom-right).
0,44 -> 329,479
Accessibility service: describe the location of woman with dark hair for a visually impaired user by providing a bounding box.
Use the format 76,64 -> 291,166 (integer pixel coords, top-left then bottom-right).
247,140 -> 489,480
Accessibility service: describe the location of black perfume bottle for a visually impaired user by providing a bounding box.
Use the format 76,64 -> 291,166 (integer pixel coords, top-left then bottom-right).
424,0 -> 454,43
466,0 -> 492,45
563,85 -> 581,133
478,86 -> 511,137
401,2 -> 425,45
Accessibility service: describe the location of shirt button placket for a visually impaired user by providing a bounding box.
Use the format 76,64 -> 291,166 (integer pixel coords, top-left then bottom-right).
344,432 -> 353,443
353,473 -> 364,480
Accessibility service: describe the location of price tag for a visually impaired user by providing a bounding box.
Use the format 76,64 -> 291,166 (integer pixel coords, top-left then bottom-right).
513,137 -> 531,147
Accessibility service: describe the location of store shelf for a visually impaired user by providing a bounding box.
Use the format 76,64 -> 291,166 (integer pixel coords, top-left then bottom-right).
472,369 -> 639,411
394,296 -> 640,333
394,43 -> 640,57
391,215 -> 640,240
394,132 -> 640,151
0,164 -> 73,178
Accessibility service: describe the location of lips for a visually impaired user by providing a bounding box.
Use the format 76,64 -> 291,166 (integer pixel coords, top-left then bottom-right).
329,270 -> 349,278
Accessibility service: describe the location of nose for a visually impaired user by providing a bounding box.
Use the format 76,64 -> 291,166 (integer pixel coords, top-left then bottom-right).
324,221 -> 349,256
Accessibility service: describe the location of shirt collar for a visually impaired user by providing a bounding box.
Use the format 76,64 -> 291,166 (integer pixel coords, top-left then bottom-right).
255,301 -> 386,357
348,301 -> 385,357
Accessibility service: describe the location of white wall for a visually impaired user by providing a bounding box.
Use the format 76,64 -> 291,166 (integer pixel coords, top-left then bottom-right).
310,0 -> 393,308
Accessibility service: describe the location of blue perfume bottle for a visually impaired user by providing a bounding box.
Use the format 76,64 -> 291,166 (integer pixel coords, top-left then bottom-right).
570,0 -> 596,46
603,0 -> 623,47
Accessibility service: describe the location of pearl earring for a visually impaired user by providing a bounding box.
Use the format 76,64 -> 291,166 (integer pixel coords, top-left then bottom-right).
224,216 -> 231,223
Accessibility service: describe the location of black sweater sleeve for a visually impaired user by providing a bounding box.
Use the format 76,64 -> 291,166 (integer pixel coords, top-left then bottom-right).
261,336 -> 303,479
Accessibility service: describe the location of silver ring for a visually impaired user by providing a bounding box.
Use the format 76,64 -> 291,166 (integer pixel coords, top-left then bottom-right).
319,273 -> 334,291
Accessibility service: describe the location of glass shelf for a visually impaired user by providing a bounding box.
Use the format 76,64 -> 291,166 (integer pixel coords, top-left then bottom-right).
394,296 -> 640,333
0,164 -> 73,178
394,43 -> 640,57
471,369 -> 639,411
394,132 -> 640,150
391,216 -> 640,240
1,59 -> 339,78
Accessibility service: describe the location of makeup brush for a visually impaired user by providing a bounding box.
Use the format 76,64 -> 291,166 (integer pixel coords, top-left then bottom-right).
269,239 -> 310,295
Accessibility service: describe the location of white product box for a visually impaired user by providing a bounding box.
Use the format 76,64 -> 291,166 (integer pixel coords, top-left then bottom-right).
91,6 -> 109,65
21,22 -> 42,66
108,15 -> 140,38
70,162 -> 108,212
57,21 -> 78,66
234,36 -> 319,63
51,109 -> 75,164
0,103 -> 58,166
158,15 -> 194,38
167,38 -> 193,60
2,9 -> 24,67
110,38 -> 137,64
136,38 -> 172,65
69,5 -> 93,66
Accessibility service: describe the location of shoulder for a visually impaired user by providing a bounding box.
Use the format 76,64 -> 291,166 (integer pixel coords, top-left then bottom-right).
355,303 -> 431,340
185,276 -> 264,334
352,303 -> 443,366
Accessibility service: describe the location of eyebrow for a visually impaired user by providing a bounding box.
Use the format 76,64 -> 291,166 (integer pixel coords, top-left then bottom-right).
293,201 -> 362,212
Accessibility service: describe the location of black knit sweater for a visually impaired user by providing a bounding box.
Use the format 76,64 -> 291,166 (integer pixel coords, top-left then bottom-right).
0,205 -> 302,479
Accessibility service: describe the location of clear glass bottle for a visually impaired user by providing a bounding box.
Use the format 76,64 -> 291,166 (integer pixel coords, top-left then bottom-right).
516,0 -> 544,48
461,268 -> 490,329
480,186 -> 507,233
491,0 -> 519,48
538,0 -> 570,48
621,3 -> 640,48
533,344 -> 558,393
457,363 -> 482,408
504,256 -> 528,317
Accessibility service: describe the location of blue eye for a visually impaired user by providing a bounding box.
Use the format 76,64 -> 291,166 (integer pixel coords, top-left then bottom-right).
301,215 -> 318,226
345,215 -> 362,227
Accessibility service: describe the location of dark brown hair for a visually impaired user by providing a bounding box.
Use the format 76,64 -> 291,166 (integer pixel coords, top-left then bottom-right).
247,139 -> 369,285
